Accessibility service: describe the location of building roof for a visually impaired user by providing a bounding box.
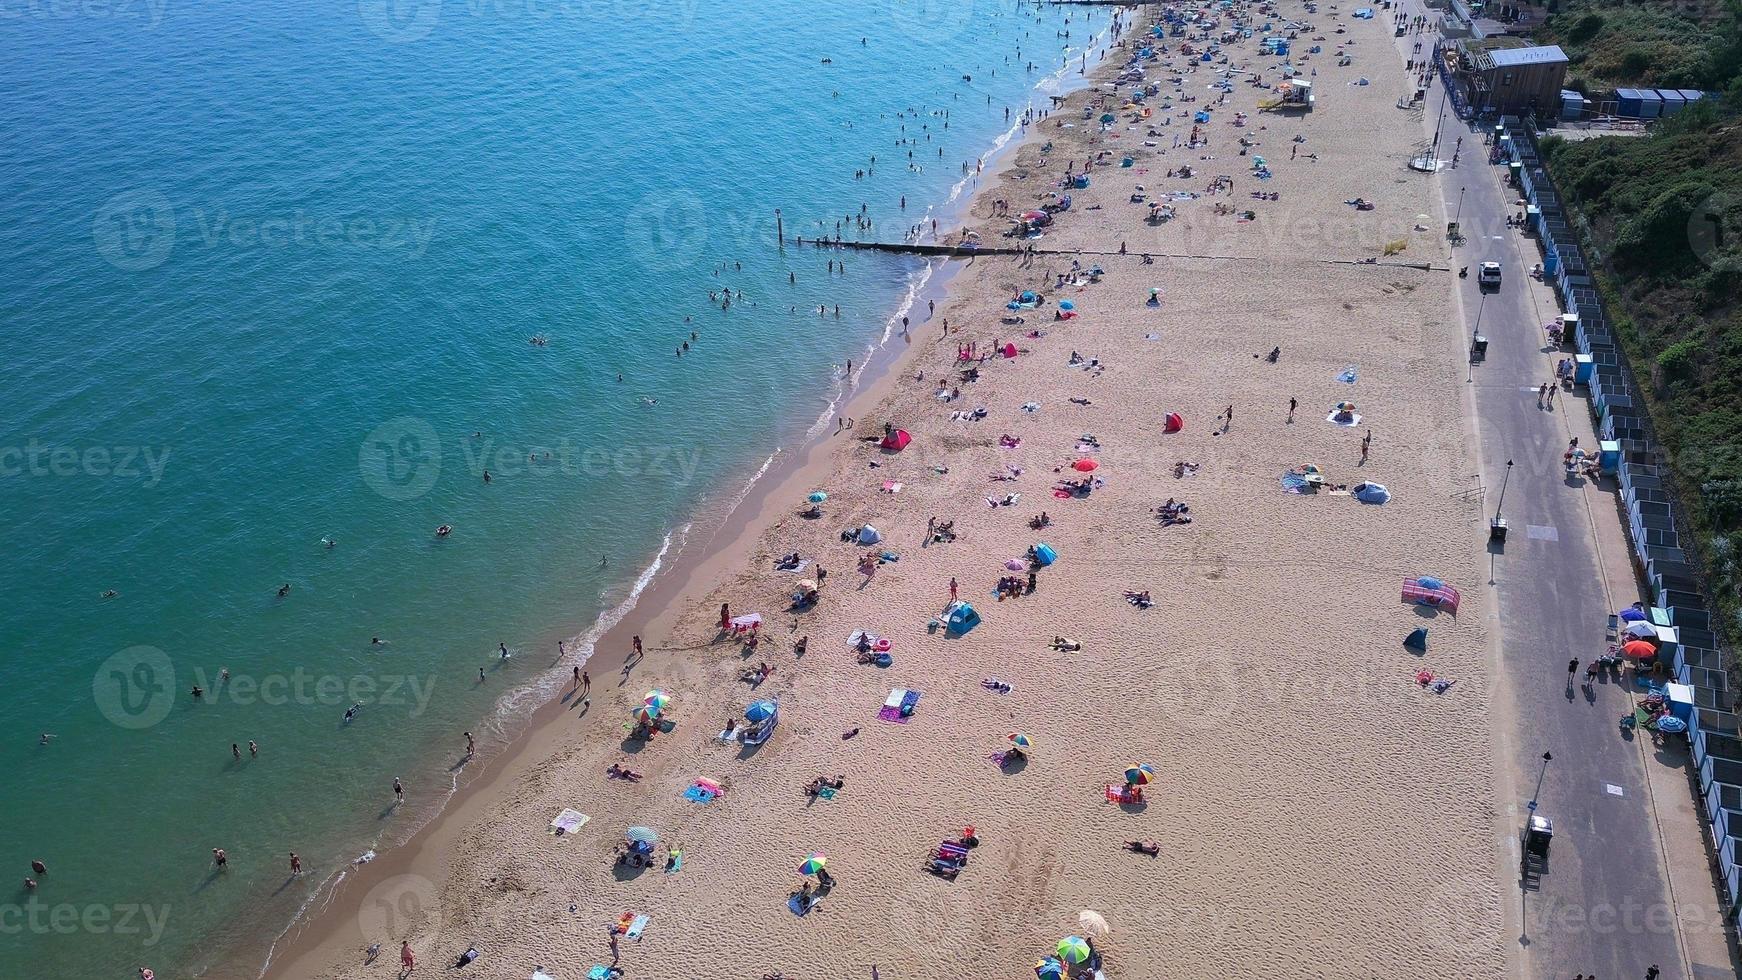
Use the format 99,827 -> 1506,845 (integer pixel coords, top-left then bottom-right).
1487,45 -> 1568,68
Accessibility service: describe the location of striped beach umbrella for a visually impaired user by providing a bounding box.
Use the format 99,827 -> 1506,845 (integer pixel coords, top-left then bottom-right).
631,705 -> 660,724
625,826 -> 658,844
1034,957 -> 1064,980
1008,732 -> 1033,749
643,689 -> 672,712
1124,764 -> 1155,786
1056,936 -> 1092,965
798,853 -> 827,876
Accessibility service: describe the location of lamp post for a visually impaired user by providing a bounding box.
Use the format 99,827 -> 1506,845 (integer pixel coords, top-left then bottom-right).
1455,186 -> 1466,224
1527,750 -> 1552,812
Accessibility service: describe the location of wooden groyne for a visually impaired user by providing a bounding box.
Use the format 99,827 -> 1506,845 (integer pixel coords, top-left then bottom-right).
787,239 -> 1444,272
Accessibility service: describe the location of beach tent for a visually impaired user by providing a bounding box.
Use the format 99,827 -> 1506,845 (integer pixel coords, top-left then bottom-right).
944,601 -> 982,635
1032,543 -> 1057,566
856,524 -> 882,545
742,699 -> 779,745
880,429 -> 912,451
1353,482 -> 1390,504
1403,626 -> 1428,650
1402,576 -> 1460,614
1002,342 -> 1019,359
1164,412 -> 1184,433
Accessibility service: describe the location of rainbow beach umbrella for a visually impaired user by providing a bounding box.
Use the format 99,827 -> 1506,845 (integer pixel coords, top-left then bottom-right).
1124,764 -> 1155,786
798,853 -> 827,876
643,689 -> 672,712
631,705 -> 660,724
1008,732 -> 1033,749
1056,936 -> 1092,965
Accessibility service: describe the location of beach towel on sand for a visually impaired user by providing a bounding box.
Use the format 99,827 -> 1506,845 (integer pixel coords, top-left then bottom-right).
789,893 -> 820,916
878,688 -> 921,722
625,914 -> 649,940
1325,411 -> 1362,427
549,808 -> 590,836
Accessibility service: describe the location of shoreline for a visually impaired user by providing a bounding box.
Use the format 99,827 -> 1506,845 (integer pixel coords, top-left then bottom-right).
246,13 -> 1139,979
262,1 -> 1510,976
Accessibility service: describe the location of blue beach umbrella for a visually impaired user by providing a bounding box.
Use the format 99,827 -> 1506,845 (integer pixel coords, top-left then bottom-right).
745,699 -> 777,723
808,491 -> 828,503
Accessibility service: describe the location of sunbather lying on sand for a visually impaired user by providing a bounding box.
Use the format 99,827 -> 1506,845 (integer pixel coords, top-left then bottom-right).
1173,461 -> 1200,478
1126,840 -> 1161,856
804,775 -> 845,798
607,764 -> 643,782
1051,636 -> 1082,651
1124,590 -> 1153,608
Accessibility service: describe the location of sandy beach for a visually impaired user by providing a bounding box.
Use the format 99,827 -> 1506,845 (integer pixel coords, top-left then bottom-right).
266,3 -> 1510,977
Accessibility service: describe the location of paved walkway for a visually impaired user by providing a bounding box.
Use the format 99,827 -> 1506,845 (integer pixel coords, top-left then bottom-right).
1378,7 -> 1738,977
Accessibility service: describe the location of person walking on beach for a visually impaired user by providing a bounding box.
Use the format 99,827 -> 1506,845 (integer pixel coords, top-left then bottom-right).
633,635 -> 643,659
1566,658 -> 1580,689
400,940 -> 416,976
581,671 -> 591,696
478,667 -> 486,683
949,577 -> 958,601
1361,430 -> 1372,462
572,665 -> 582,691
465,732 -> 475,759
212,848 -> 228,871
289,852 -> 301,876
1287,397 -> 1296,422
393,777 -> 404,805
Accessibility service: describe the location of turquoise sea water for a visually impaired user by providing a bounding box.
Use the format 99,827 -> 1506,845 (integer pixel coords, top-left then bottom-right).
0,0 -> 1116,975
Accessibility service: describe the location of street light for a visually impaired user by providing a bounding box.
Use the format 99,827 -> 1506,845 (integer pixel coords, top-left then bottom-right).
1527,750 -> 1552,812
1455,186 -> 1466,224
1490,459 -> 1513,541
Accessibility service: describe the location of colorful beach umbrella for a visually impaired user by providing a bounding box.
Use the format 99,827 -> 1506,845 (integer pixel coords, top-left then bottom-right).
632,705 -> 660,724
626,826 -> 658,844
1622,640 -> 1657,659
1034,957 -> 1064,980
798,853 -> 827,876
1124,764 -> 1155,785
1072,459 -> 1099,472
1056,936 -> 1092,965
808,491 -> 828,503
643,689 -> 672,711
1008,732 -> 1033,748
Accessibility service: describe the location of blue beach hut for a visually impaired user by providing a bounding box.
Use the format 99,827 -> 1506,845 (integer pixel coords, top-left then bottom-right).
944,601 -> 981,635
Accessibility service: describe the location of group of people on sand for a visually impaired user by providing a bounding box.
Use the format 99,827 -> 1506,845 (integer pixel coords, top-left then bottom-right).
1156,498 -> 1193,526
